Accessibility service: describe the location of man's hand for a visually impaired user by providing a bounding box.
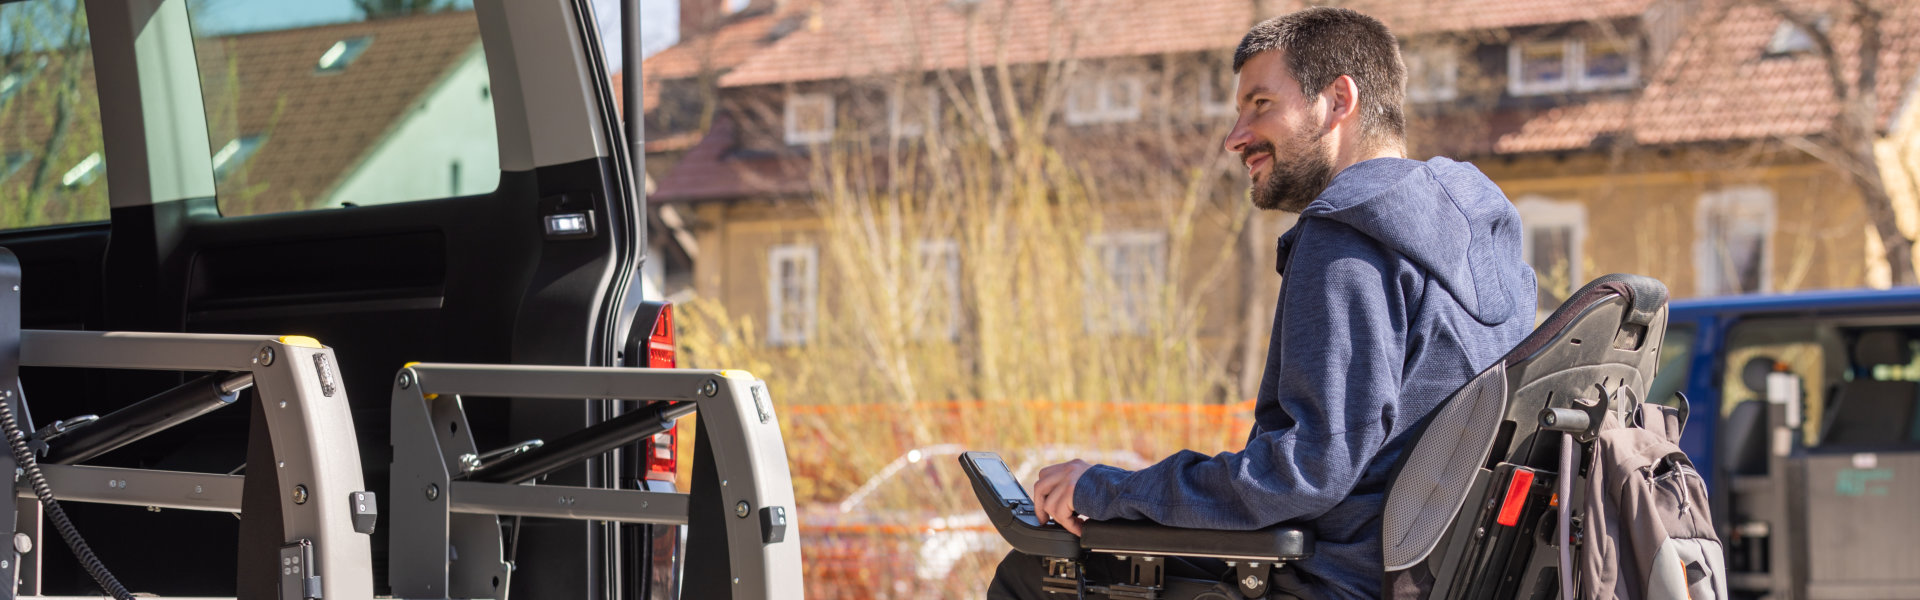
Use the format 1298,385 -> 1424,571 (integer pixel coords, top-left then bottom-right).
1031,459 -> 1094,536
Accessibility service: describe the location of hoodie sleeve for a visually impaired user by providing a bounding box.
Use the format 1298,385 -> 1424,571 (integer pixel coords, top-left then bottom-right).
1073,221 -> 1411,529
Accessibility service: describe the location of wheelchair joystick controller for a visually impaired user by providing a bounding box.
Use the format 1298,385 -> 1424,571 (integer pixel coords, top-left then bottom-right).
959,451 -> 1084,558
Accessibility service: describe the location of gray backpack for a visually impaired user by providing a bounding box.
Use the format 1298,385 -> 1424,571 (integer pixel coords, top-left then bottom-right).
1578,403 -> 1728,600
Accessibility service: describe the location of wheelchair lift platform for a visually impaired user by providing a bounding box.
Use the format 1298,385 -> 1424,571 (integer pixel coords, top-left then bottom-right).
0,250 -> 804,600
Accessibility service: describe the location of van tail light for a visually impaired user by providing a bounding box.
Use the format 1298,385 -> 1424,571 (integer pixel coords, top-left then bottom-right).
640,303 -> 680,484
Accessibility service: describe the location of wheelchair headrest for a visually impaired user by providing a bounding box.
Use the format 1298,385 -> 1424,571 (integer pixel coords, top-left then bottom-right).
1501,274 -> 1667,368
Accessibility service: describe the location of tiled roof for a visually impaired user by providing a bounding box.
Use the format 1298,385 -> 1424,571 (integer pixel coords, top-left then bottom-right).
620,5 -> 807,116
1488,0 -> 1920,152
1630,0 -> 1920,145
651,115 -> 812,202
718,0 -> 1663,87
656,0 -> 1920,204
1494,98 -> 1637,153
195,11 -> 483,211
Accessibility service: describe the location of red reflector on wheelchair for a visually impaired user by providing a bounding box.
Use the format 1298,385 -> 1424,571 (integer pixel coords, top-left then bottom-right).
1496,469 -> 1535,527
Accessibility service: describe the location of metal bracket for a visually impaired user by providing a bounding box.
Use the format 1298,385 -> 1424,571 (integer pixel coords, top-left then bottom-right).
1234,561 -> 1271,598
1040,557 -> 1084,597
388,364 -> 800,600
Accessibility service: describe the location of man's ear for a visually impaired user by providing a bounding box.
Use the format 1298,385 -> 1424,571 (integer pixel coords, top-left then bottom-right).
1321,74 -> 1361,132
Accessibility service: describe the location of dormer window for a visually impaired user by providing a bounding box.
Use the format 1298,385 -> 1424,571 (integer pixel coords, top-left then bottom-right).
1509,37 -> 1638,96
1405,46 -> 1460,103
60,152 -> 103,189
1,151 -> 29,183
1766,16 -> 1828,56
1510,40 -> 1572,95
0,72 -> 28,105
212,134 -> 266,181
784,93 -> 834,146
316,36 -> 374,73
1579,39 -> 1637,90
1065,74 -> 1143,125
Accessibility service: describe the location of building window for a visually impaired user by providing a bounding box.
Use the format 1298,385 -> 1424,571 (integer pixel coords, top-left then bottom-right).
1509,38 -> 1638,96
784,93 -> 834,146
316,35 -> 374,73
1406,46 -> 1460,103
726,0 -> 750,13
1696,186 -> 1776,297
1766,16 -> 1827,56
768,243 -> 820,346
211,134 -> 266,182
0,69 -> 31,105
1065,74 -> 1144,125
889,87 -> 937,139
1085,231 -> 1167,335
911,239 -> 962,341
0,152 -> 29,184
1516,197 -> 1587,309
1510,40 -> 1572,96
1198,67 -> 1237,117
59,152 -> 103,189
1577,39 -> 1638,91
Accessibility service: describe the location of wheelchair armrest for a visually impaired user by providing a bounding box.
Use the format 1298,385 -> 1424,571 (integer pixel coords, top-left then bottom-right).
1079,519 -> 1313,562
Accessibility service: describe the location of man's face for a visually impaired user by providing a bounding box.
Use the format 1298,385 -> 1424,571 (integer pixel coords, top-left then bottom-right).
1224,50 -> 1334,213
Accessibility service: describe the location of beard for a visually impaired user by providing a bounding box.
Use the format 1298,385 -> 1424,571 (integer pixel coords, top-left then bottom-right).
1244,125 -> 1334,213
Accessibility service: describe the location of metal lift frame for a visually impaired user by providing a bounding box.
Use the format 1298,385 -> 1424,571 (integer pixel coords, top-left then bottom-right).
0,250 -> 376,600
387,363 -> 802,600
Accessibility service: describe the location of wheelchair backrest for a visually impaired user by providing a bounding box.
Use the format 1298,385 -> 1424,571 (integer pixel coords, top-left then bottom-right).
1381,274 -> 1670,599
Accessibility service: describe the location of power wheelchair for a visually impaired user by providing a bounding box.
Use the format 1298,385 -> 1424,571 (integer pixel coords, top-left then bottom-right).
968,274 -> 1672,599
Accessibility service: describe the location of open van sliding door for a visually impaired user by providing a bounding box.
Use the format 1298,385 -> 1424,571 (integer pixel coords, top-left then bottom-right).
4,0 -> 654,596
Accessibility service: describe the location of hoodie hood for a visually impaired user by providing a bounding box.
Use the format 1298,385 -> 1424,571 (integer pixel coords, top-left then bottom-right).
1277,156 -> 1529,325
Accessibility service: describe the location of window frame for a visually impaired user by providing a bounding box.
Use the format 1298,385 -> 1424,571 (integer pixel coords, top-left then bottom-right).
1509,37 -> 1640,96
1516,196 -> 1588,306
768,243 -> 821,346
1509,39 -> 1575,96
1406,45 -> 1460,103
1197,67 -> 1237,118
1574,38 -> 1639,91
1695,185 -> 1777,297
784,92 -> 835,146
1084,230 -> 1167,336
1065,73 -> 1145,125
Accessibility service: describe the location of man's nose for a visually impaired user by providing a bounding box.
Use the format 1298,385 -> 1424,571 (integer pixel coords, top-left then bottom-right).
1223,118 -> 1252,155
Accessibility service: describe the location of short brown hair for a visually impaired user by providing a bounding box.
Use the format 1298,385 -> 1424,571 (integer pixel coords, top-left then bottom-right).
1233,7 -> 1406,145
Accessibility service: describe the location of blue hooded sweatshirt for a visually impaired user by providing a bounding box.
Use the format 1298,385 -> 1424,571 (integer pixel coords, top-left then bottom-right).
1073,157 -> 1537,599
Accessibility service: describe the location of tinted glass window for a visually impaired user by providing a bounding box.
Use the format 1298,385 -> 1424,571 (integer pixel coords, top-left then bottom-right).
183,1 -> 499,216
1648,324 -> 1695,411
0,0 -> 108,228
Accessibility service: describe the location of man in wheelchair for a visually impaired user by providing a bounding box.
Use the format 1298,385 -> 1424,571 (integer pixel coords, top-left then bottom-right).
986,8 -> 1540,599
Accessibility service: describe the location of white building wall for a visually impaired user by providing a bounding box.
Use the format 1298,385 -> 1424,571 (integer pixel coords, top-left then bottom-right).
324,44 -> 500,206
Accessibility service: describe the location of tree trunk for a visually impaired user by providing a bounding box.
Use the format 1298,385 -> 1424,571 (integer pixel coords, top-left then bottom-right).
1853,153 -> 1919,285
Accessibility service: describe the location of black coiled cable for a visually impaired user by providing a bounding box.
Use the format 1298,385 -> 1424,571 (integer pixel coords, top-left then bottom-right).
0,392 -> 134,600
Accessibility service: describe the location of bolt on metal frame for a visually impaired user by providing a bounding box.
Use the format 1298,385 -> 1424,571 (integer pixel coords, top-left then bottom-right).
388,363 -> 802,600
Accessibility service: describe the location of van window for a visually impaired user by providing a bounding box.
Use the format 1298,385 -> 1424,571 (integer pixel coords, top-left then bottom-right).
1720,320 -> 1827,446
183,1 -> 499,216
0,0 -> 109,229
1648,324 -> 1694,410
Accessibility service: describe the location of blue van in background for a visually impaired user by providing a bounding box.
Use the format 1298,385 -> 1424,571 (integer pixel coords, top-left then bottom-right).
1653,288 -> 1920,599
